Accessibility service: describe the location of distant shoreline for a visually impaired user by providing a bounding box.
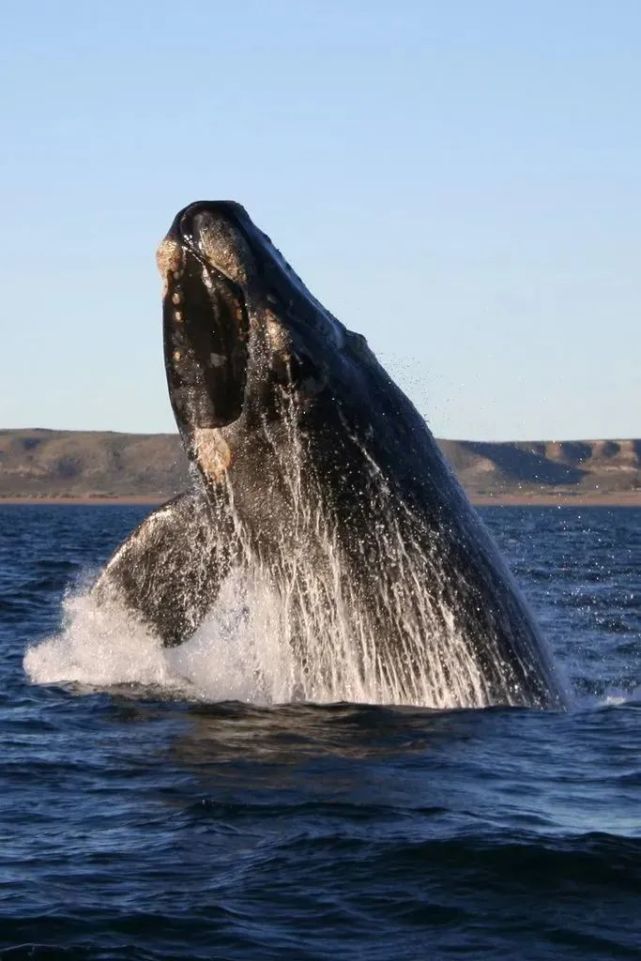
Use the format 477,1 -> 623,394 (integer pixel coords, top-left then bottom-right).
1,493 -> 640,508
0,496 -> 167,506
471,493 -> 641,507
1,430 -> 639,507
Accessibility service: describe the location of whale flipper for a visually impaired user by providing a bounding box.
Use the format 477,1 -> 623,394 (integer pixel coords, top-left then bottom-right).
94,489 -> 230,646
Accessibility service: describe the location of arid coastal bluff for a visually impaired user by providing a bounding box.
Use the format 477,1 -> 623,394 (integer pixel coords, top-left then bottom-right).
1,429 -> 639,506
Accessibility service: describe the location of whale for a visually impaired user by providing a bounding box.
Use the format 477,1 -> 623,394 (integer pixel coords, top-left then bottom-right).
95,201 -> 566,709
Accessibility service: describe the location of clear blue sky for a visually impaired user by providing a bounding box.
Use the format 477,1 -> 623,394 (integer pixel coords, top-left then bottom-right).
1,1 -> 639,440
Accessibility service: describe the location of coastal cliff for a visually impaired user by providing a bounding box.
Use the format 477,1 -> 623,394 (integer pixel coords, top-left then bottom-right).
1,429 -> 639,504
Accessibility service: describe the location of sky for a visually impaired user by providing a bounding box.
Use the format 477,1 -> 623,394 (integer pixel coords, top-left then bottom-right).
1,0 -> 639,441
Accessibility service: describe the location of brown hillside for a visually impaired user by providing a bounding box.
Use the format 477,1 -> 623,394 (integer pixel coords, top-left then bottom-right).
0,430 -> 639,504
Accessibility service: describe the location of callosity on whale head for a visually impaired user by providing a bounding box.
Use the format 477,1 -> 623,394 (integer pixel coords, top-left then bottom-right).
155,200 -> 388,492
95,200 -> 567,710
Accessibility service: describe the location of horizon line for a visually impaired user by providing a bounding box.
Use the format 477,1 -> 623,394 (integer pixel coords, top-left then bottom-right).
2,427 -> 639,446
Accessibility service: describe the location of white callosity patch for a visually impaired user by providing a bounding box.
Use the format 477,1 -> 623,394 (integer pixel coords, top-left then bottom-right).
195,214 -> 253,288
155,237 -> 183,295
192,427 -> 232,481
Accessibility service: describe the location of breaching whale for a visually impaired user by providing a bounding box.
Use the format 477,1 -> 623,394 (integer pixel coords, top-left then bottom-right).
95,201 -> 565,709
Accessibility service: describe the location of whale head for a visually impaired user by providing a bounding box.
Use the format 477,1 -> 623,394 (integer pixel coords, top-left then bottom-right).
156,200 -> 384,487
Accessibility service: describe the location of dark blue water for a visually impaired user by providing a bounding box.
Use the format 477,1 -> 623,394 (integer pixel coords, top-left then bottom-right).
1,506 -> 640,960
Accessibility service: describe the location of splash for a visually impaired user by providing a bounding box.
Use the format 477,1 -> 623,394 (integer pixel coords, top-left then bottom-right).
24,571 -> 290,702
25,395 -> 563,709
24,556 -> 487,707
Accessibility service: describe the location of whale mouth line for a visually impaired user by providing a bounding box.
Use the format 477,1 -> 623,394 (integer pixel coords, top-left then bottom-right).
164,251 -> 250,431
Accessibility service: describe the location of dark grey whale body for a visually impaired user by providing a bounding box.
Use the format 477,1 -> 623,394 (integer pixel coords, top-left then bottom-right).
96,201 -> 565,709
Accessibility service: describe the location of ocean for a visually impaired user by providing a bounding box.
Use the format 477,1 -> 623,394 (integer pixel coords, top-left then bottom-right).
1,505 -> 639,960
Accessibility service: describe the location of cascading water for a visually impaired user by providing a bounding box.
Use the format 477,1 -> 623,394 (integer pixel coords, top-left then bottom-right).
25,394 -> 560,709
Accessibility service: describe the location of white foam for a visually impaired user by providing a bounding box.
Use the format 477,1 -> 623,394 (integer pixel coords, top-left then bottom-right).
24,568 -> 338,703
598,687 -> 641,707
24,590 -> 177,692
23,552 -> 536,708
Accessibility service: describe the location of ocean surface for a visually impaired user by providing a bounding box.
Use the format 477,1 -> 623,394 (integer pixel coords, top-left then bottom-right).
1,504 -> 640,960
